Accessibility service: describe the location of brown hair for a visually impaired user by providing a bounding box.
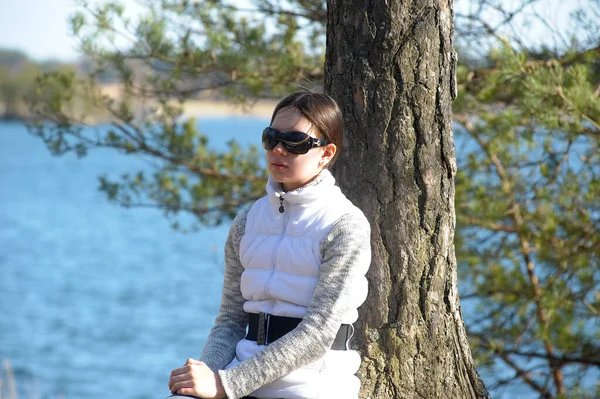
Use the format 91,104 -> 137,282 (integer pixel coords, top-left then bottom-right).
270,91 -> 344,167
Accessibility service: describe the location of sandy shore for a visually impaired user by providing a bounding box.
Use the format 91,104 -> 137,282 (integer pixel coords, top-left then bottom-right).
99,83 -> 277,120
0,85 -> 279,123
181,98 -> 277,119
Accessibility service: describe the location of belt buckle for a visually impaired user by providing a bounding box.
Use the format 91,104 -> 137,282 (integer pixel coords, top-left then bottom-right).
256,313 -> 268,346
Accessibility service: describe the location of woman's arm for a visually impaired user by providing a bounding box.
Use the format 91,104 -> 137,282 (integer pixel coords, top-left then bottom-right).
217,210 -> 371,399
198,208 -> 250,372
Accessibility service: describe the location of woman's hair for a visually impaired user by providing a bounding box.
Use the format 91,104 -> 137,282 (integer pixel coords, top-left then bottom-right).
270,91 -> 344,167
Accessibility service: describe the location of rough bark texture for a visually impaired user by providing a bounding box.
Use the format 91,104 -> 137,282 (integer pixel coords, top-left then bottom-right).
325,1 -> 490,398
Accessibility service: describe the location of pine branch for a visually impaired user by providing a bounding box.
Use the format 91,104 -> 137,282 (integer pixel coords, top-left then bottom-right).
460,217 -> 517,233
461,45 -> 600,85
475,335 -> 600,367
456,111 -> 568,394
554,86 -> 600,132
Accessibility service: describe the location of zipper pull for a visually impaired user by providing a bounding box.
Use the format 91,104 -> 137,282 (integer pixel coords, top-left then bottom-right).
278,196 -> 285,213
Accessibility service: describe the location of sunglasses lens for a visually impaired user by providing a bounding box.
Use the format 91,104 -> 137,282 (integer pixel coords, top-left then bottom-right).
282,141 -> 310,155
262,128 -> 312,154
262,128 -> 277,150
262,137 -> 277,150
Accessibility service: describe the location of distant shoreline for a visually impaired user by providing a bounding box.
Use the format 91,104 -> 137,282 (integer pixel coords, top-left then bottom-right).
98,83 -> 277,120
0,98 -> 277,124
180,99 -> 276,120
1,82 -> 278,123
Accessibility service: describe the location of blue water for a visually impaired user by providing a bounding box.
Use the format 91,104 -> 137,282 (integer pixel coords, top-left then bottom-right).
0,118 -> 266,399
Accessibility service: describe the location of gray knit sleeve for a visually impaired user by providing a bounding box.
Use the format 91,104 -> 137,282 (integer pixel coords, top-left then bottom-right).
218,210 -> 371,399
199,208 -> 250,371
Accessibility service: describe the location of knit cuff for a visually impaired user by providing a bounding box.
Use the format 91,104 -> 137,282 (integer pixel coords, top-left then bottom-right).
218,368 -> 238,399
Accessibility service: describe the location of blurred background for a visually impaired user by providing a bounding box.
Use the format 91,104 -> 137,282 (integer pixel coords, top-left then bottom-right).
0,0 -> 598,398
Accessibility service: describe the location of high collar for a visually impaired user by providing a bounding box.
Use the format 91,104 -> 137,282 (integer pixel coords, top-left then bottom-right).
266,170 -> 336,208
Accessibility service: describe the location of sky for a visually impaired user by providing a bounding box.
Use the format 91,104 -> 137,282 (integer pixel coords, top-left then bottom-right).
0,0 -> 581,62
0,0 -> 145,61
0,0 -> 84,61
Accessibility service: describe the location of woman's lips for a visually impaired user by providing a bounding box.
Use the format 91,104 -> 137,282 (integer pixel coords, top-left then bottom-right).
271,162 -> 287,170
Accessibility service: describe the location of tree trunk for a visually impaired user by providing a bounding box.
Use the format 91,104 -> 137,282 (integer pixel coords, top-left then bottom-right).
325,0 -> 489,397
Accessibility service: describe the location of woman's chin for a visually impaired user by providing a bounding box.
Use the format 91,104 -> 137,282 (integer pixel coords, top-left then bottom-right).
269,168 -> 288,181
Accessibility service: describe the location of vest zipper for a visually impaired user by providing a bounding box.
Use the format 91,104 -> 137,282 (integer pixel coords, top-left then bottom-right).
264,197 -> 288,300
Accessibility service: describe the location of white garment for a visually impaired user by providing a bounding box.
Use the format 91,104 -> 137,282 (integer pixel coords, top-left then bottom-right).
229,170 -> 369,399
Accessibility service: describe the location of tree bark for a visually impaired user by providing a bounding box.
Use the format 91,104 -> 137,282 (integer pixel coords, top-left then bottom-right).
325,0 -> 490,397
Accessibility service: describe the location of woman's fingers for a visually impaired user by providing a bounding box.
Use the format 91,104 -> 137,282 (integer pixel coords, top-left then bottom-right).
168,359 -> 220,398
169,361 -> 194,390
168,372 -> 190,390
171,379 -> 194,394
171,364 -> 191,376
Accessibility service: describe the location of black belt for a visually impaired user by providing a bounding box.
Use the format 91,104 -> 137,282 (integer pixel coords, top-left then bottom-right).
245,313 -> 353,350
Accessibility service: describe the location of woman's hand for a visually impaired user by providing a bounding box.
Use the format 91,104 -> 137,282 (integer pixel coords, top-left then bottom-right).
169,358 -> 226,399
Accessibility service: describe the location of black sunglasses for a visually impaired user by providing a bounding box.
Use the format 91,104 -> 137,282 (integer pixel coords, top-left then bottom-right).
262,127 -> 328,155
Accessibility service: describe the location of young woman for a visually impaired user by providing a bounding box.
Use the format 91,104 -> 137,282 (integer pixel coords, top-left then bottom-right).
167,92 -> 371,399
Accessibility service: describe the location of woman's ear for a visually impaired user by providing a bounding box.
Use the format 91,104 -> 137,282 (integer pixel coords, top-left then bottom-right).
320,143 -> 337,167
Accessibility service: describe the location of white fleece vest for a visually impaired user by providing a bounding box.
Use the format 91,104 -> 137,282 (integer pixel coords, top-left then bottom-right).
229,170 -> 367,399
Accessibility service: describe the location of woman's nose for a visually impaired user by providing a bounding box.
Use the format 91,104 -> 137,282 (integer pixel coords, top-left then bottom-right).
272,141 -> 288,155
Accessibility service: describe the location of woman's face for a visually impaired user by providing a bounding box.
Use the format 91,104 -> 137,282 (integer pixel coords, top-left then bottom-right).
267,107 -> 336,191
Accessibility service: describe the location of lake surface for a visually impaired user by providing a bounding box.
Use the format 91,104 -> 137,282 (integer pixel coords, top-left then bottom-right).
0,118 -> 266,399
